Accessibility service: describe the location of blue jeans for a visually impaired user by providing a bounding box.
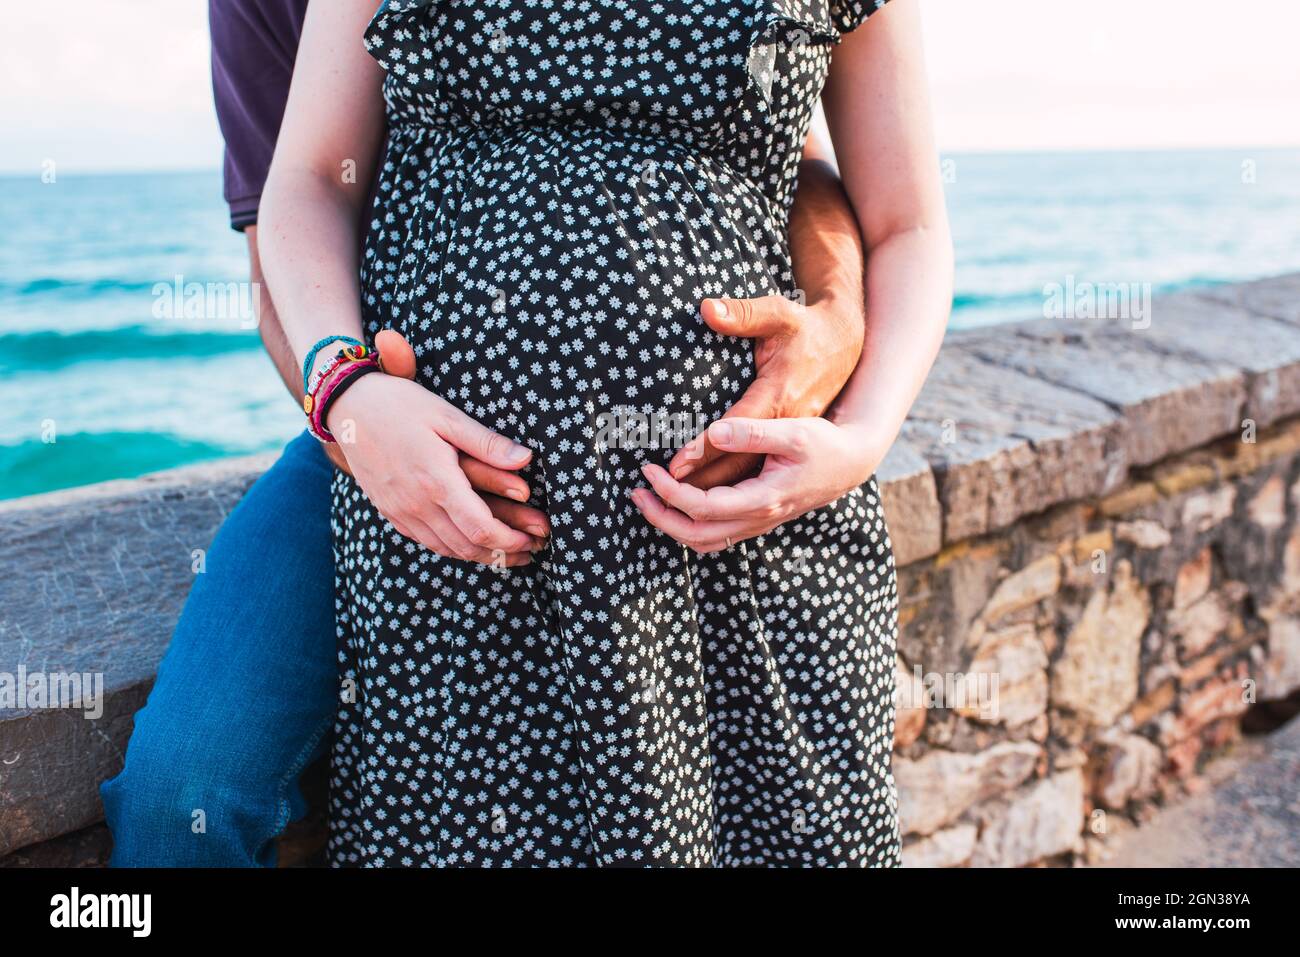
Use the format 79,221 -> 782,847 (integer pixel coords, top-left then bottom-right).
101,431 -> 337,867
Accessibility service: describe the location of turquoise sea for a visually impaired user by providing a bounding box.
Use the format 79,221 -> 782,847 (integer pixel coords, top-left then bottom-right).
2,148 -> 1299,500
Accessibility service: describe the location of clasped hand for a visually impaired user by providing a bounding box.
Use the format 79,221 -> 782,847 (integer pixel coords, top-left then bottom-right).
634,416 -> 883,553
327,373 -> 547,566
328,291 -> 876,564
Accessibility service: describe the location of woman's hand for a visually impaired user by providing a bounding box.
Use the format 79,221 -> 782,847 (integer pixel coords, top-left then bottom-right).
324,330 -> 551,555
632,417 -> 886,553
327,373 -> 544,566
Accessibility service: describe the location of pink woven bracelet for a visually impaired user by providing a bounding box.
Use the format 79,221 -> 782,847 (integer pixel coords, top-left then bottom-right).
309,356 -> 380,442
307,351 -> 351,397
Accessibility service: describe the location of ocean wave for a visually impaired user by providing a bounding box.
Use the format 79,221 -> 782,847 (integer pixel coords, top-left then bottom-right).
950,290 -> 1045,312
0,431 -> 234,501
0,324 -> 260,373
0,276 -> 170,298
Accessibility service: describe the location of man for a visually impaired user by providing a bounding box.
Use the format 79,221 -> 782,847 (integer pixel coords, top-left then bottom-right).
101,0 -> 871,865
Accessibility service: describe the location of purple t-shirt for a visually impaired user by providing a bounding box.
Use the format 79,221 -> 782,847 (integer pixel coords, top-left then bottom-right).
209,0 -> 309,231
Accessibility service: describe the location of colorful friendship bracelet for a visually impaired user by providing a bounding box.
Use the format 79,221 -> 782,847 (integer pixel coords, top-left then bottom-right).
301,335 -> 363,396
303,344 -> 380,413
318,363 -> 381,438
305,359 -> 351,442
311,358 -> 380,442
305,354 -> 382,443
305,352 -> 351,405
305,357 -> 353,440
306,343 -> 377,396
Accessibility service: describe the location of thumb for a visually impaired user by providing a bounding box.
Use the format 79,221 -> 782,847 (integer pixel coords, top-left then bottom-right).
700,295 -> 799,340
437,407 -> 533,470
706,417 -> 809,458
375,328 -> 418,380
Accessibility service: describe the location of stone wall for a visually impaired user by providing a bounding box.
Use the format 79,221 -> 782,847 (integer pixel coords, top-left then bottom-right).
2,273 -> 1299,865
890,420 -> 1300,867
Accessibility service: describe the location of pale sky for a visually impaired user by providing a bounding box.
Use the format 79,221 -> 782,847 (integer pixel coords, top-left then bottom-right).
1,0 -> 1297,174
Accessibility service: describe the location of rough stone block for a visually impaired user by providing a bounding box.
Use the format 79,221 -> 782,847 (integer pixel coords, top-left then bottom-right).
1115,519 -> 1172,549
0,455 -> 270,855
1168,591 -> 1231,660
1173,546 -> 1213,609
1197,273 -> 1300,327
1181,486 -> 1236,533
896,538 -> 1007,676
901,823 -> 976,868
1093,732 -> 1163,810
1161,671 -> 1251,746
1144,291 -> 1300,427
979,554 -> 1061,625
957,623 -> 1049,728
902,341 -> 1123,543
965,314 -> 1246,468
1051,561 -> 1148,727
894,741 -> 1041,836
876,437 -> 941,566
1247,474 -> 1287,530
1261,616 -> 1300,700
970,769 -> 1085,867
1126,681 -> 1176,731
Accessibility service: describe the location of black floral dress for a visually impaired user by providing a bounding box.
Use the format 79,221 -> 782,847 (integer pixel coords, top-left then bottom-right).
330,0 -> 900,867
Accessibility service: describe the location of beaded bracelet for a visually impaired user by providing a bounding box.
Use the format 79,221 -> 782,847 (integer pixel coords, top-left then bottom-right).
305,360 -> 350,442
309,343 -> 378,394
312,359 -> 379,442
306,355 -> 381,443
304,344 -> 381,411
301,335 -> 363,396
306,352 -> 351,404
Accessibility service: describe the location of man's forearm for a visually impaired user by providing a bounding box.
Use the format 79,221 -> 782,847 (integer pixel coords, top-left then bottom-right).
786,128 -> 866,317
246,224 -> 306,403
248,223 -> 354,474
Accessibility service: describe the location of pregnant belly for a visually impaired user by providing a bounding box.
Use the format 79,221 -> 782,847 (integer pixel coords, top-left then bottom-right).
362,125 -> 791,449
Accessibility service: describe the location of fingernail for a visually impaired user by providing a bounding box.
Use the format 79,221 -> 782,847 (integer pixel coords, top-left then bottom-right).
508,442 -> 531,463
527,524 -> 548,538
640,463 -> 653,480
710,422 -> 733,445
711,299 -> 728,320
673,462 -> 695,480
506,487 -> 528,502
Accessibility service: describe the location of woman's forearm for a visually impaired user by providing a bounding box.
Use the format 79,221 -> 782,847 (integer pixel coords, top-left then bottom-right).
258,168 -> 368,370
253,0 -> 384,372
829,224 -> 953,454
815,1 -> 951,470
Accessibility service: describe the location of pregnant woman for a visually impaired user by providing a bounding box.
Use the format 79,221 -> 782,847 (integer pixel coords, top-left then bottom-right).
261,0 -> 951,866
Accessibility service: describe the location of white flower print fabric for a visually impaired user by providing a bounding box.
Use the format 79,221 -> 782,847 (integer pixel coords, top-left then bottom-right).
329,0 -> 900,867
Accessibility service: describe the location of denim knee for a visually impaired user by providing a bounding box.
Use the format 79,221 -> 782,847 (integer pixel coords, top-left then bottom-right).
101,736 -> 275,867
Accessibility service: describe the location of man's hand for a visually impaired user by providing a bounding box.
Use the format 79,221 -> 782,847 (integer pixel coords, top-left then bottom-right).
667,137 -> 867,491
667,293 -> 863,489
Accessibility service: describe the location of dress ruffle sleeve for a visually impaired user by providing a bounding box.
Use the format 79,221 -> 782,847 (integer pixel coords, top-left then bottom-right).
829,0 -> 893,35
